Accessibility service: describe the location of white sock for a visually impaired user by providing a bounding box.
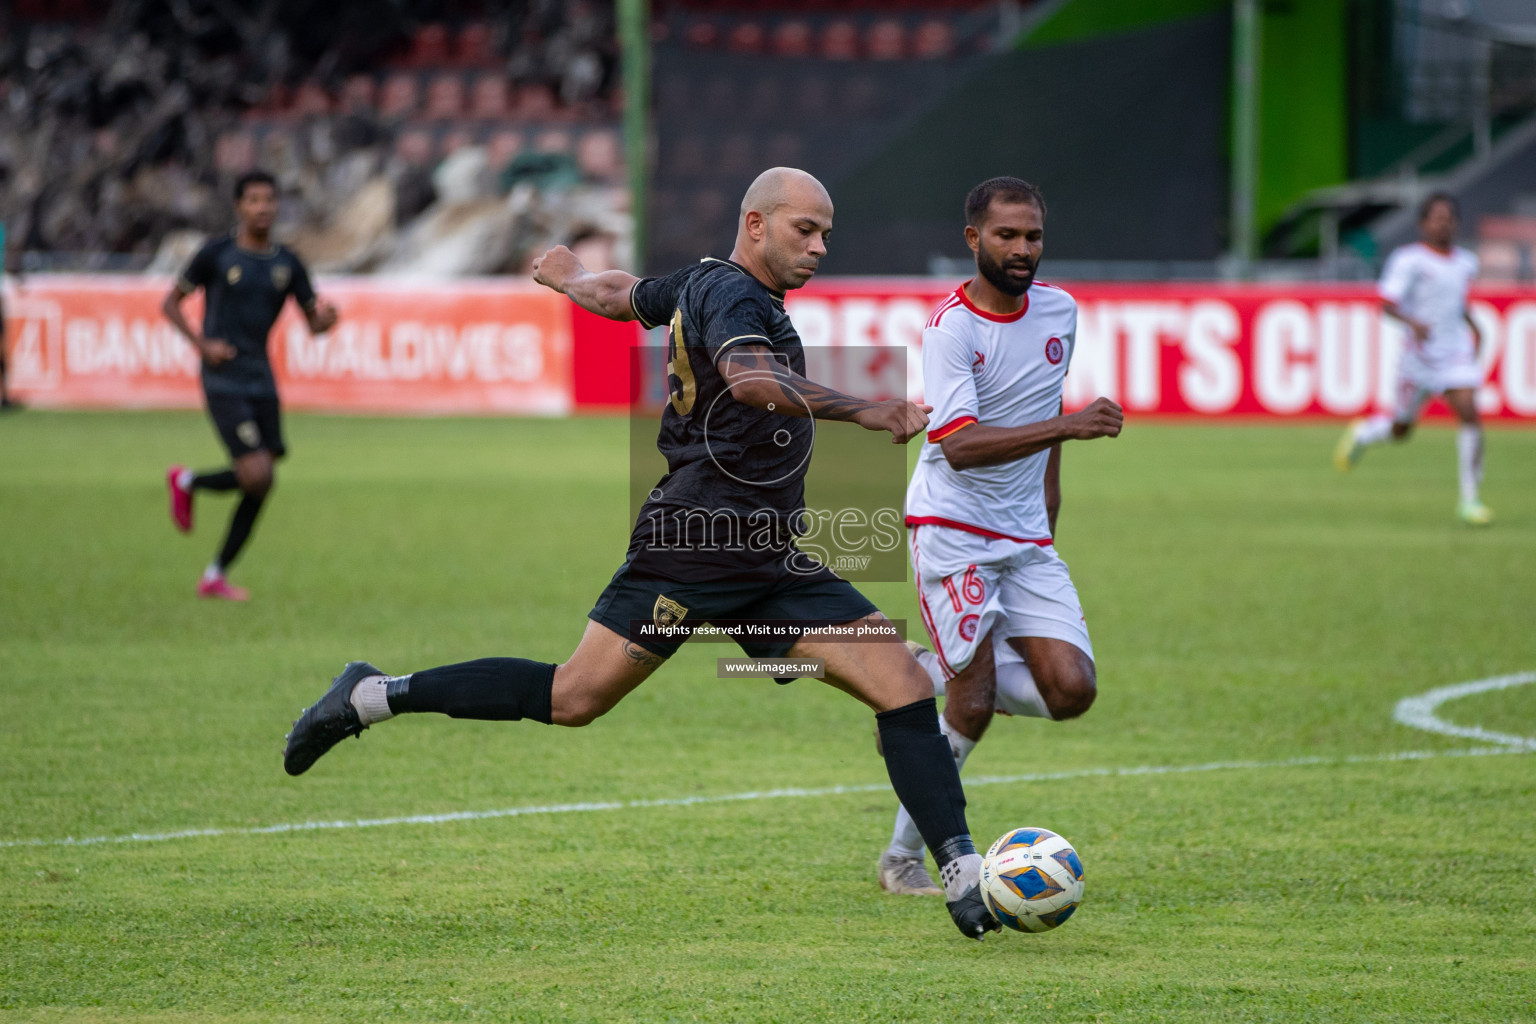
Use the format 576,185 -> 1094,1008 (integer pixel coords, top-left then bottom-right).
202,563 -> 223,582
940,713 -> 977,763
1457,425 -> 1484,504
349,674 -> 394,726
939,852 -> 983,901
911,645 -> 946,694
887,715 -> 977,859
177,468 -> 194,489
993,638 -> 1054,719
1354,414 -> 1394,447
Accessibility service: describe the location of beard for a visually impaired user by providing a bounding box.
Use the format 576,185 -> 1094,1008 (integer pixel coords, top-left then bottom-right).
976,247 -> 1034,297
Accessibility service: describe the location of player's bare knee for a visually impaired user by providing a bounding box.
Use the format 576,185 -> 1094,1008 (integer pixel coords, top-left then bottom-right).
944,670 -> 997,739
1046,675 -> 1096,720
1390,422 -> 1412,441
557,703 -> 604,728
551,687 -> 612,728
890,662 -> 934,708
236,457 -> 274,496
551,656 -> 636,727
1037,657 -> 1096,720
944,695 -> 992,740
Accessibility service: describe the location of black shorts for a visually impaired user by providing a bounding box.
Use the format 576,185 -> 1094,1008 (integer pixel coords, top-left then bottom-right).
206,392 -> 286,459
589,557 -> 880,662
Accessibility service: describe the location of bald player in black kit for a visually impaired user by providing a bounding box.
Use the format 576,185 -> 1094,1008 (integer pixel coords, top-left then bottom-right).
282,168 -> 1002,940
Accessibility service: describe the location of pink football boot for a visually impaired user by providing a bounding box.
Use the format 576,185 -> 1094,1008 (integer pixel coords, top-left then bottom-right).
197,573 -> 249,601
166,465 -> 194,533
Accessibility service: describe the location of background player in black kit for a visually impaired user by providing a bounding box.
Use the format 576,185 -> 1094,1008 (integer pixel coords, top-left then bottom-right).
162,170 -> 338,600
282,167 -> 1002,940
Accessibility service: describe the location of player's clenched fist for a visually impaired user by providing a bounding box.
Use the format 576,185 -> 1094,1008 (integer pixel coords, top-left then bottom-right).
531,245 -> 582,293
1065,397 -> 1123,440
857,399 -> 932,444
197,338 -> 238,367
311,298 -> 340,333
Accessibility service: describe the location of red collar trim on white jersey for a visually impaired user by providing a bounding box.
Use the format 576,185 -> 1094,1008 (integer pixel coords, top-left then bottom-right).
956,281 -> 1029,323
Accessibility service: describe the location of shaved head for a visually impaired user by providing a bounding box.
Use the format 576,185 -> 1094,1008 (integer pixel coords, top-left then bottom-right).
740,166 -> 832,220
731,167 -> 833,292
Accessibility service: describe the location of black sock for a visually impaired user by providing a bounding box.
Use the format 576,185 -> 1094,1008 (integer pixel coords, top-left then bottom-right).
387,658 -> 555,724
876,698 -> 974,869
216,493 -> 265,569
193,469 -> 240,492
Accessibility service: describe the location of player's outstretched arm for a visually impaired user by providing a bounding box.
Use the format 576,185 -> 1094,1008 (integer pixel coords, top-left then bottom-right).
719,344 -> 932,443
531,245 -> 639,322
939,397 -> 1122,471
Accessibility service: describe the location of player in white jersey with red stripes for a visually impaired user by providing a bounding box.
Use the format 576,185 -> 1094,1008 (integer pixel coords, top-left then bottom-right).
876,178 -> 1124,896
1335,192 -> 1492,525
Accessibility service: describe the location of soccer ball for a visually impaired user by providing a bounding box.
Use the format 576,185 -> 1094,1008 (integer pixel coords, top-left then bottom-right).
979,826 -> 1085,933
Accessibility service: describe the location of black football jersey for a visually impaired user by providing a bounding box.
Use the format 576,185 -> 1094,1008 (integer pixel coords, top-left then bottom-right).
627,257 -> 816,578
179,235 -> 316,396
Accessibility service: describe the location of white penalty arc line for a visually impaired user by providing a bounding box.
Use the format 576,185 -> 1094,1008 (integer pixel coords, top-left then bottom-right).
3,672 -> 1532,852
1392,670 -> 1536,751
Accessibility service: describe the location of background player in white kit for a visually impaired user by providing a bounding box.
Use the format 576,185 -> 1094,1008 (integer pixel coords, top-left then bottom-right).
876,177 -> 1124,895
1335,193 -> 1491,526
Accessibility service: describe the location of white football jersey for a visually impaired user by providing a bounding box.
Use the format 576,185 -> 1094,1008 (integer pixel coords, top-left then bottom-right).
905,282 -> 1076,543
1378,243 -> 1478,367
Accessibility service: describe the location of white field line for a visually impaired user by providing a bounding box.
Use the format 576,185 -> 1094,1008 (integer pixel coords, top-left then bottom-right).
0,747 -> 1524,852
3,672 -> 1531,852
1392,671 -> 1536,751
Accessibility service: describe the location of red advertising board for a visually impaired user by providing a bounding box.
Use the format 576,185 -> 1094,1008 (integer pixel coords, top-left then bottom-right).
2,276 -> 572,415
785,279 -> 1536,420
5,275 -> 1534,419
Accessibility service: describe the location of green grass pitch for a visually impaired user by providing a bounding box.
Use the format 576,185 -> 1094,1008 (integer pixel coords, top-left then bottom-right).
2,410 -> 1533,1023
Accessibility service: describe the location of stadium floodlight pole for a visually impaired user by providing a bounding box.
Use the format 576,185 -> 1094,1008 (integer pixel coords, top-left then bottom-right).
619,0 -> 651,274
1471,35 -> 1492,159
1228,0 -> 1259,276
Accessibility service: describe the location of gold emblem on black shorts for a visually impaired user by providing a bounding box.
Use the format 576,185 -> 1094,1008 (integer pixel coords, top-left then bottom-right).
653,595 -> 688,628
271,265 -> 291,290
227,265 -> 242,285
236,420 -> 260,448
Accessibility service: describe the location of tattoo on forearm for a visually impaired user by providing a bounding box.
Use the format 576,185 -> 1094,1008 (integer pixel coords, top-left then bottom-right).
785,377 -> 877,421
724,349 -> 876,421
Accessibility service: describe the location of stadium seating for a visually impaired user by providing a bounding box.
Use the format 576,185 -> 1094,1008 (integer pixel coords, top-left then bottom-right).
379,73 -> 422,120
0,0 -> 625,272
455,23 -> 499,68
404,24 -> 452,68
470,75 -> 511,120
291,82 -> 332,118
340,75 -> 379,116
668,6 -> 986,60
423,74 -> 467,121
1477,216 -> 1536,280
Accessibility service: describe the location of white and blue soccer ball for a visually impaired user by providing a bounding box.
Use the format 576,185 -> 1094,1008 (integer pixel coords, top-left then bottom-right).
979,826 -> 1085,933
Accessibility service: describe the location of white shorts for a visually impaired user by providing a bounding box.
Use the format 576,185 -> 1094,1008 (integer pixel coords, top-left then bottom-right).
908,524 -> 1093,681
1393,349 -> 1482,423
